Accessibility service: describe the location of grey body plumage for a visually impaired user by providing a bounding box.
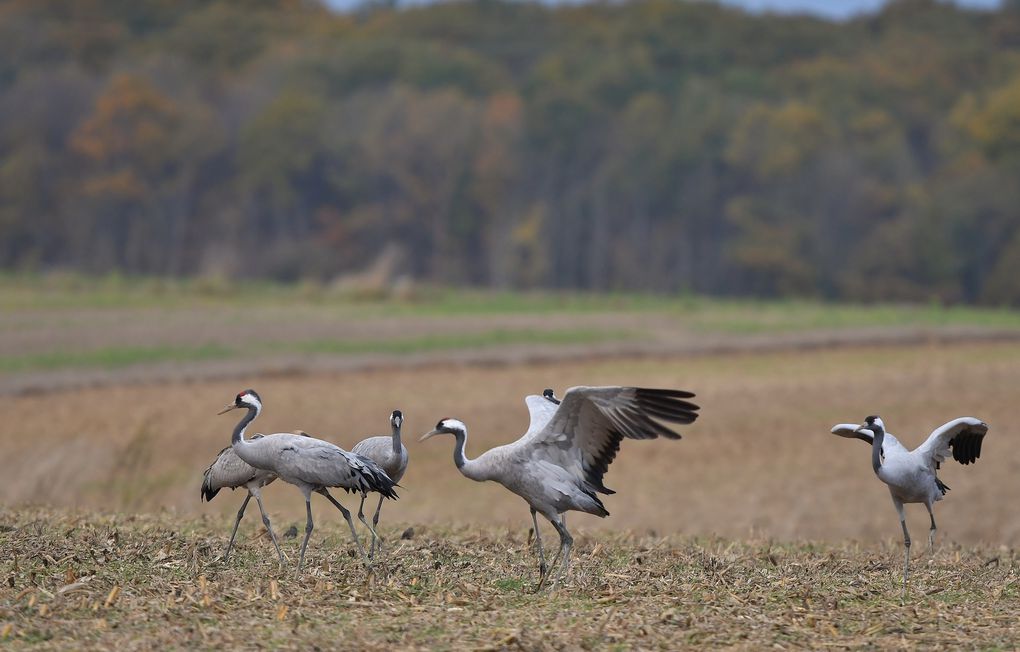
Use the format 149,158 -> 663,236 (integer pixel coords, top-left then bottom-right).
351,409 -> 409,556
421,385 -> 699,589
832,415 -> 988,591
218,389 -> 399,571
201,434 -> 284,563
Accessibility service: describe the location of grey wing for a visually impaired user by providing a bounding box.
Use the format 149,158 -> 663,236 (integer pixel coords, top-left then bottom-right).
525,386 -> 700,495
277,439 -> 398,497
352,436 -> 389,460
917,417 -> 988,469
201,440 -> 274,501
351,436 -> 406,480
524,394 -> 559,436
831,423 -> 874,445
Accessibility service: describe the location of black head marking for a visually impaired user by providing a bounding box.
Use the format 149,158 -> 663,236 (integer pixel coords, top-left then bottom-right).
236,389 -> 261,406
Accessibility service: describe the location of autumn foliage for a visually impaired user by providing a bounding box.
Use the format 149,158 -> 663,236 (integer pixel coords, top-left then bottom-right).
1,0 -> 1019,302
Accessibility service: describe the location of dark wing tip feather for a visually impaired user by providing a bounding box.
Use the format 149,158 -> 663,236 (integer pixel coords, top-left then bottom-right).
634,388 -> 700,426
638,388 -> 696,399
951,428 -> 986,465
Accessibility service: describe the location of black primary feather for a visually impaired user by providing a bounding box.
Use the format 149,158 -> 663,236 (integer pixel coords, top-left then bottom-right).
950,427 -> 986,465
582,387 -> 700,495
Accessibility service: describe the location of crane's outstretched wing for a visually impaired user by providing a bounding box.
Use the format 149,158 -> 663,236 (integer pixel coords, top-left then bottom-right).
524,394 -> 559,435
525,386 -> 699,495
916,417 -> 988,469
831,423 -> 874,445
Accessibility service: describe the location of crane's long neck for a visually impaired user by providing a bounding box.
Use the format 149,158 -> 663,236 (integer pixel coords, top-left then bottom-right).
871,426 -> 885,474
232,406 -> 258,447
392,424 -> 402,456
452,430 -> 486,481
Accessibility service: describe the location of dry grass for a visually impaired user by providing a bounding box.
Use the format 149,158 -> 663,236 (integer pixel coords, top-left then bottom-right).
1,508 -> 1017,650
3,335 -> 1020,648
1,342 -> 1019,546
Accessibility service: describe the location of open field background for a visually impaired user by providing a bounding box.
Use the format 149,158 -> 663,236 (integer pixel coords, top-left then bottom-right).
2,281 -> 1020,648
1,279 -> 1018,546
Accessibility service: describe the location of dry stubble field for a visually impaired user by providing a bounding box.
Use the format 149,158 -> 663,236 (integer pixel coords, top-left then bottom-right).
2,287 -> 1020,648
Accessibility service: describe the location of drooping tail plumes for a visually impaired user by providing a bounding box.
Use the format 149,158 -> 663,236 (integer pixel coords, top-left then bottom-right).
201,478 -> 219,501
347,454 -> 400,499
935,477 -> 951,495
201,460 -> 221,502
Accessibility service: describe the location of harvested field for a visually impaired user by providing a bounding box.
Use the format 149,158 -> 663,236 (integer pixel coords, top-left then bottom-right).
3,283 -> 1020,649
0,508 -> 1017,649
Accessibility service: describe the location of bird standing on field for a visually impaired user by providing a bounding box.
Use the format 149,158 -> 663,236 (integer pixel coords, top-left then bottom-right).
351,409 -> 409,557
832,415 -> 988,590
218,389 -> 399,571
420,385 -> 700,590
201,436 -> 284,563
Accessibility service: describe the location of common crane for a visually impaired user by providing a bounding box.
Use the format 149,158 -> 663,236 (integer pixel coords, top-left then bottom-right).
218,389 -> 399,571
832,415 -> 988,590
420,385 -> 700,589
201,436 -> 284,563
351,409 -> 408,557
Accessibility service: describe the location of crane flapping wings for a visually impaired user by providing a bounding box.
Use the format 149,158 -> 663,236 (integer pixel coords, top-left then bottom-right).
526,386 -> 699,495
916,417 -> 988,469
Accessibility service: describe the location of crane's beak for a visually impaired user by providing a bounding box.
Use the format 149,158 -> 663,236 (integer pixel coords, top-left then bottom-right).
217,403 -> 238,415
419,429 -> 440,442
854,426 -> 874,436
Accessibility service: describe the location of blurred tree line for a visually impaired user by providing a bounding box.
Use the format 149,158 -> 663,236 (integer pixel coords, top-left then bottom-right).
2,0 -> 1020,303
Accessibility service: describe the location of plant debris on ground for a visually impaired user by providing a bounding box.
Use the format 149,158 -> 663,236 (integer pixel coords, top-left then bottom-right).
1,508 -> 1017,650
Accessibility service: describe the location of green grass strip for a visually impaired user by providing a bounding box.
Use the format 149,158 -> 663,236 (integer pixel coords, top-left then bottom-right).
0,329 -> 634,374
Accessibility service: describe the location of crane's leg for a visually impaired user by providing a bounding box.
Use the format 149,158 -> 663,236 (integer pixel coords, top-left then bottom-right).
530,507 -> 548,582
319,489 -> 371,568
251,487 -> 285,565
894,498 -> 910,595
223,493 -> 251,561
926,504 -> 937,554
536,512 -> 572,591
298,497 -> 315,573
357,492 -> 381,557
370,495 -> 385,558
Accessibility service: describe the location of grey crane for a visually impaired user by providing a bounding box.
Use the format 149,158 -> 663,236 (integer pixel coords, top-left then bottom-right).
420,385 -> 700,589
832,415 -> 988,591
201,435 -> 285,563
351,409 -> 409,557
218,389 -> 399,571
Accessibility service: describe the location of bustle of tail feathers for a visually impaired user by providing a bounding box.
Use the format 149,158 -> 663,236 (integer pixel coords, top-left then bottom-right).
580,484 -> 610,518
935,477 -> 951,496
353,454 -> 400,500
201,471 -> 220,502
